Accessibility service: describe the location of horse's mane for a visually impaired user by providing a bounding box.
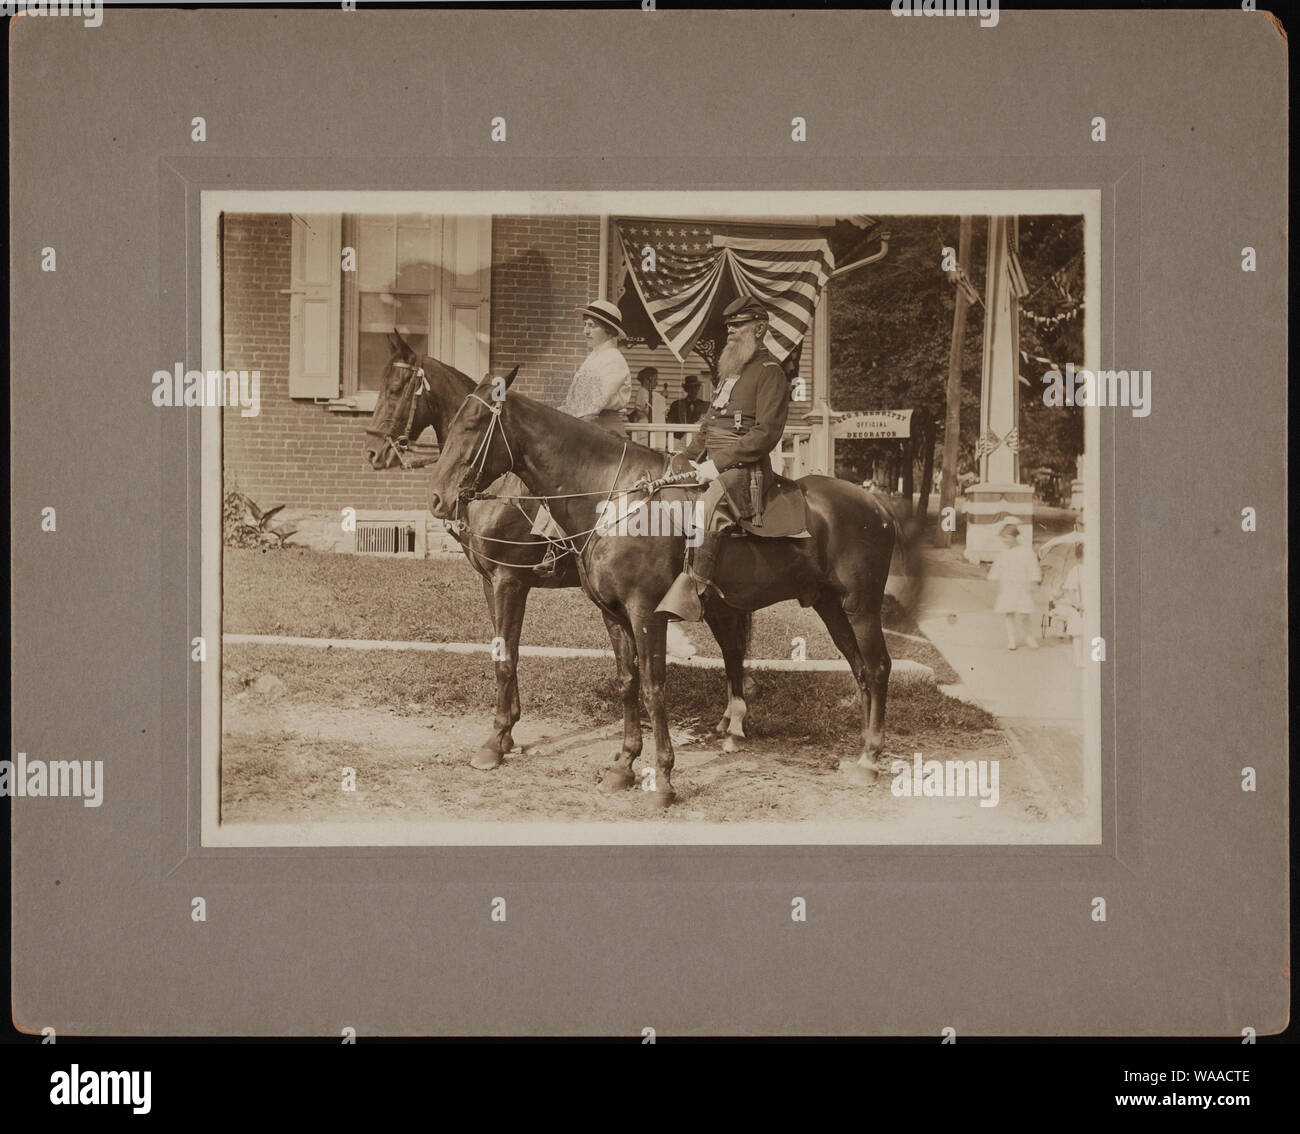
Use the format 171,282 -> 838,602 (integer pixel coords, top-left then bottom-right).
412,350 -> 669,470
501,388 -> 667,466
420,355 -> 474,393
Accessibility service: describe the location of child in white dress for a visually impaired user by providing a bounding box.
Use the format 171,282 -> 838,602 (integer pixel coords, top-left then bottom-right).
989,522 -> 1040,650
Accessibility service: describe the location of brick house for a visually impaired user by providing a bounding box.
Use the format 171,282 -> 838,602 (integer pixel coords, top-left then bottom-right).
221,211 -> 833,555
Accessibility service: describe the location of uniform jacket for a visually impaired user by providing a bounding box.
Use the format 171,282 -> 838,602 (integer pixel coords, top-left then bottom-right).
682,348 -> 789,519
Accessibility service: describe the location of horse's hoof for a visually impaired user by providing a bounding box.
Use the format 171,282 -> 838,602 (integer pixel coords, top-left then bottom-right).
640,788 -> 676,810
721,735 -> 739,754
838,759 -> 879,786
598,767 -> 636,792
470,747 -> 503,771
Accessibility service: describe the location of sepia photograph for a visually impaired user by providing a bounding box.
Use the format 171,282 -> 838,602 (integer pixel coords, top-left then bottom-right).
9,3 -> 1287,1052
202,190 -> 1101,846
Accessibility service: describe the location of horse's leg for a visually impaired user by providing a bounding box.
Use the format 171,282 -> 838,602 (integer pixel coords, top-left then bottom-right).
598,609 -> 641,792
812,593 -> 881,786
500,574 -> 530,752
855,605 -> 892,765
704,607 -> 750,753
471,571 -> 527,770
628,602 -> 676,807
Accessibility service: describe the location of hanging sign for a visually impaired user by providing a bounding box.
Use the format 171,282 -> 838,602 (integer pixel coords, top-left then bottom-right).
830,409 -> 913,440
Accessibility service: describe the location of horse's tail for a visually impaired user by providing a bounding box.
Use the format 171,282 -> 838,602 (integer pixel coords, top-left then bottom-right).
870,492 -> 925,617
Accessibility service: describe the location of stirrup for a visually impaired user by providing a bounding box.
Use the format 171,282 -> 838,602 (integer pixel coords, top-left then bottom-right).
534,545 -> 558,577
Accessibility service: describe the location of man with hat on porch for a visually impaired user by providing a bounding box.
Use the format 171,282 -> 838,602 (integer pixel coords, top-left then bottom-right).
557,298 -> 632,433
657,294 -> 792,622
666,373 -> 708,442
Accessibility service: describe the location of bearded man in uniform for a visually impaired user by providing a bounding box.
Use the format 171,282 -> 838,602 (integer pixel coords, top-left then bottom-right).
656,295 -> 791,623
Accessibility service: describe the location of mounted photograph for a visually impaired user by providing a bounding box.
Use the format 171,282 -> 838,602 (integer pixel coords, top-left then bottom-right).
200,190 -> 1101,847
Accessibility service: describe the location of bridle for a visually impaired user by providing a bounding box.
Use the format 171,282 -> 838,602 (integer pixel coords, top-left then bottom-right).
363,357 -> 436,470
445,388 -> 633,568
450,393 -> 516,527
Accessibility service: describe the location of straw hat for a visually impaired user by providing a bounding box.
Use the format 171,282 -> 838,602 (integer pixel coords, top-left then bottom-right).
576,298 -> 623,335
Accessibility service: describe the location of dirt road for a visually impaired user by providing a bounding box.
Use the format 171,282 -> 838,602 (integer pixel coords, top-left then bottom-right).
220,695 -> 1075,843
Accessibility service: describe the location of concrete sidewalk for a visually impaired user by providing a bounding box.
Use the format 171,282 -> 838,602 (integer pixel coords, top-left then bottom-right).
913,547 -> 1088,821
914,563 -> 1084,722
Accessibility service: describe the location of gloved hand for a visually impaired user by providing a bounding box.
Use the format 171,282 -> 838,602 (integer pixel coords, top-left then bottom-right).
691,458 -> 720,483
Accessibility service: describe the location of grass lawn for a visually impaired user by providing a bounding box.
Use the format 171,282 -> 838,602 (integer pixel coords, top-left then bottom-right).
223,547 -> 959,682
222,644 -> 997,752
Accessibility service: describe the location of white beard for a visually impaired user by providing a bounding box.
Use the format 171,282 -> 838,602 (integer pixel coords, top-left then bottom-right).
718,330 -> 759,380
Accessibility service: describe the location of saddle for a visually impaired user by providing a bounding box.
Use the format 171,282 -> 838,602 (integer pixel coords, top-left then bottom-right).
731,471 -> 811,539
608,470 -> 812,541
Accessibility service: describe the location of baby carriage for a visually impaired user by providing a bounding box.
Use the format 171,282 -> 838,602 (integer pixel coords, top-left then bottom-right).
1039,531 -> 1083,638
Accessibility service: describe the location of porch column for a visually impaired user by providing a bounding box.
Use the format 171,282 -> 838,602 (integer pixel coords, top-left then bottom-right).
965,216 -> 1034,562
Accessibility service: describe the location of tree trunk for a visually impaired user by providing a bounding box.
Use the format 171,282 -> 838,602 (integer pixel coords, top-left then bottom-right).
936,215 -> 973,547
917,417 -> 936,522
901,436 -> 915,515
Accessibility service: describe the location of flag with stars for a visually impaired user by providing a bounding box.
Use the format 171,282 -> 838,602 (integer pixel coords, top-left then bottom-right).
616,221 -> 833,364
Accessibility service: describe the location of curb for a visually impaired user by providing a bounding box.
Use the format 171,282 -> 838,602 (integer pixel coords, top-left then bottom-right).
223,633 -> 936,684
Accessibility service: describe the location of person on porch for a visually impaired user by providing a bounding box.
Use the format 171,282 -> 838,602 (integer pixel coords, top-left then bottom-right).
666,374 -> 708,444
627,367 -> 663,424
657,295 -> 791,623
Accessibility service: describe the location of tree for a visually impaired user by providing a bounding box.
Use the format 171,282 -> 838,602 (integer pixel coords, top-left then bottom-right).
826,214 -> 1085,499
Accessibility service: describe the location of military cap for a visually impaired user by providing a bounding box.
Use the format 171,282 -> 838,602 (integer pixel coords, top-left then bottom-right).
722,295 -> 770,327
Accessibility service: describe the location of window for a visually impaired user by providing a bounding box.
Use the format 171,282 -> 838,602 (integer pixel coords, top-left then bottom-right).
348,214 -> 440,395
288,212 -> 492,410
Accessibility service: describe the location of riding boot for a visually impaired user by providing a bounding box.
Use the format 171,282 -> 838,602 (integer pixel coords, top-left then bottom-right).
657,571 -> 702,622
656,530 -> 725,623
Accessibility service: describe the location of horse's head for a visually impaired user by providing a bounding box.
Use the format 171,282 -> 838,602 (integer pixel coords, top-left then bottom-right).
427,365 -> 520,520
363,330 -> 432,470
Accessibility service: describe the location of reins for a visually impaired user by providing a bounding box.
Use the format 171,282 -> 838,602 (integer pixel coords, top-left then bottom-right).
374,362 -> 705,570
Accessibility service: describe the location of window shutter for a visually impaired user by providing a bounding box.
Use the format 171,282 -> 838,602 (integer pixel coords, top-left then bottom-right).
441,216 -> 492,379
288,213 -> 342,398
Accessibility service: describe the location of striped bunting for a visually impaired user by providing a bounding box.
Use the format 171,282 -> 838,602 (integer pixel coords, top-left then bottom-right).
616,222 -> 834,363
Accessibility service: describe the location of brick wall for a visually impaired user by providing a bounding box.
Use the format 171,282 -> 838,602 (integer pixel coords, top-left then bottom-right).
221,213 -> 437,514
223,212 -> 602,518
488,215 -> 601,404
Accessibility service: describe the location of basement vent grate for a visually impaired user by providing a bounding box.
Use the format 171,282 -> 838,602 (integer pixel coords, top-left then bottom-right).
350,512 -> 428,557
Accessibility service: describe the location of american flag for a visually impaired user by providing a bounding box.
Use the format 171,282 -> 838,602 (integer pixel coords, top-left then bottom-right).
616,221 -> 833,364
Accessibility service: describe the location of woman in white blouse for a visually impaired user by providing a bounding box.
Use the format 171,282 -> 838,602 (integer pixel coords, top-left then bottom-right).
557,299 -> 632,433
547,300 -> 696,658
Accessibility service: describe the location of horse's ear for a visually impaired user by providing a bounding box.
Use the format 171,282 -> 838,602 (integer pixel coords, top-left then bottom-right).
474,365 -> 520,399
393,327 -> 412,354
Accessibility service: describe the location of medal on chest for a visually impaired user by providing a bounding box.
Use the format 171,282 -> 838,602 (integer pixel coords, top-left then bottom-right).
712,377 -> 738,408
734,411 -> 743,430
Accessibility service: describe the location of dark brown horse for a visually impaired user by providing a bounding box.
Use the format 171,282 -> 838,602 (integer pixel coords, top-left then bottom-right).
363,333 -> 753,770
426,369 -> 915,806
